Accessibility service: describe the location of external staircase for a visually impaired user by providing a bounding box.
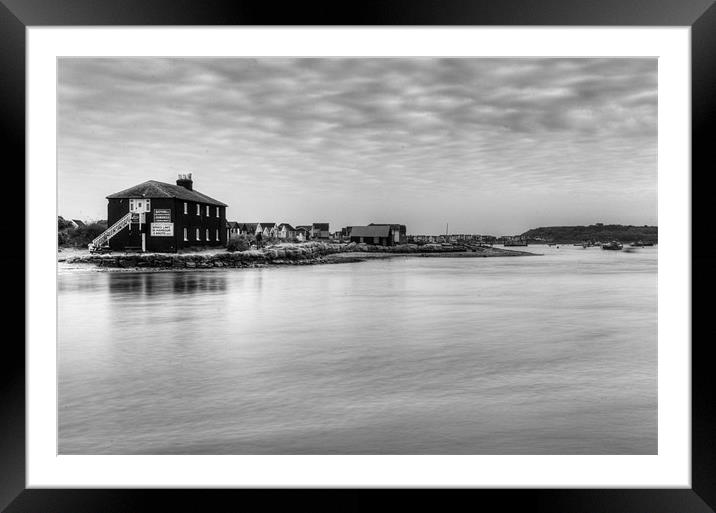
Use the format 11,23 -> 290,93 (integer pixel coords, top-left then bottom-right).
88,212 -> 132,253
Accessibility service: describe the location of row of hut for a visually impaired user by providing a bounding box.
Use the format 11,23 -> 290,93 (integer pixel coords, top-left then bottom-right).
226,222 -> 329,242
226,222 -> 408,246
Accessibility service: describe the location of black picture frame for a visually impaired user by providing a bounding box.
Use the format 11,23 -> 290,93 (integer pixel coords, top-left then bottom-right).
3,0 -> 714,511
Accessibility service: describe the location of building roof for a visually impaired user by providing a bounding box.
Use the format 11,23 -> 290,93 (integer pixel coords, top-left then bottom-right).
71,219 -> 86,227
227,221 -> 240,229
350,225 -> 391,238
239,223 -> 259,232
260,222 -> 277,229
278,223 -> 296,231
106,180 -> 227,207
296,225 -> 311,231
312,223 -> 329,230
369,223 -> 405,229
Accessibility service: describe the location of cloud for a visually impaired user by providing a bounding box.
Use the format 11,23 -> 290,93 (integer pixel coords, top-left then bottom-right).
58,57 -> 657,233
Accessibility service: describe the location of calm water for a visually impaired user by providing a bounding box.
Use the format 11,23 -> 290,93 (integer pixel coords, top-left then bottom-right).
58,246 -> 657,454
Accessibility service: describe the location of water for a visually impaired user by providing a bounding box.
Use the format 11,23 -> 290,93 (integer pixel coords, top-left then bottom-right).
58,245 -> 657,454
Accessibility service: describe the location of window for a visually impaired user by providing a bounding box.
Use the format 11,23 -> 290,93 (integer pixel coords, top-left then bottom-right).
196,228 -> 200,240
216,207 -> 220,218
216,229 -> 219,240
206,205 -> 210,216
206,229 -> 210,241
184,202 -> 187,214
196,204 -> 200,216
183,228 -> 188,241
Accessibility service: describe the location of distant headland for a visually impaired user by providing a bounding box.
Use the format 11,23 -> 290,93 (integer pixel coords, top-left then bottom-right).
520,224 -> 657,245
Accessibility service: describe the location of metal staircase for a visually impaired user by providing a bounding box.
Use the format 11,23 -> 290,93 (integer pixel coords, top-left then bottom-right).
88,212 -> 132,252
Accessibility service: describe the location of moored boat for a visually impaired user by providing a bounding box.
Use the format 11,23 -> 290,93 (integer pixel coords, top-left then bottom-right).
601,241 -> 623,250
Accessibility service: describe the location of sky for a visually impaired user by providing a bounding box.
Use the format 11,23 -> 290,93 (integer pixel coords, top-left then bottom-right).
58,58 -> 657,235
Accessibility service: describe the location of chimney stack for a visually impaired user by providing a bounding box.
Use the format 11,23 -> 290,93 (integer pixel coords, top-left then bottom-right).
176,173 -> 193,191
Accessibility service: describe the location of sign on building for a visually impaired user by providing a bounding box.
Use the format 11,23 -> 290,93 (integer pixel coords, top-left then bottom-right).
150,222 -> 174,237
153,209 -> 171,223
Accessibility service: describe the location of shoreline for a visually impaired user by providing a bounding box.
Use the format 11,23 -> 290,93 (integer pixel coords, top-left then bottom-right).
58,242 -> 539,272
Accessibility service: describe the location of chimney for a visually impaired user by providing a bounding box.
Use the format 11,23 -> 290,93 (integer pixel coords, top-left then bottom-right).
176,172 -> 193,191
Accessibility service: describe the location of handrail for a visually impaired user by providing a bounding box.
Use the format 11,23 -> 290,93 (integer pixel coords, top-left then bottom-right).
88,212 -> 132,251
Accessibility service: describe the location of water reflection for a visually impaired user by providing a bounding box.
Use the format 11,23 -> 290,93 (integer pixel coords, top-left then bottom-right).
104,272 -> 230,297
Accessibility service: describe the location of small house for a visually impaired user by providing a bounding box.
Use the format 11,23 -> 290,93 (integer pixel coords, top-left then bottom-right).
349,225 -> 395,246
260,222 -> 278,238
235,223 -> 258,236
226,221 -> 241,240
295,226 -> 310,242
236,223 -> 259,236
277,223 -> 296,239
312,223 -> 330,240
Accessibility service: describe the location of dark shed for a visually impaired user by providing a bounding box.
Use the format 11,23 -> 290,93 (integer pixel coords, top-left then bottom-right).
349,225 -> 394,246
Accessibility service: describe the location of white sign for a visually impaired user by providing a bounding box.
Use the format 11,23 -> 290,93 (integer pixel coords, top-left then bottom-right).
153,209 -> 171,223
150,222 -> 174,237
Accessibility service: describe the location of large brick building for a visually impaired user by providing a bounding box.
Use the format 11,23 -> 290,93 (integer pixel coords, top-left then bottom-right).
97,174 -> 227,253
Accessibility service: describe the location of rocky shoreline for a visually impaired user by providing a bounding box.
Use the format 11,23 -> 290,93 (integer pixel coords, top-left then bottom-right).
58,241 -> 537,271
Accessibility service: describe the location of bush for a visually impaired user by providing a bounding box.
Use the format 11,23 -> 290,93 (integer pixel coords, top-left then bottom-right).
58,216 -> 74,231
227,236 -> 251,252
72,222 -> 107,246
58,220 -> 109,247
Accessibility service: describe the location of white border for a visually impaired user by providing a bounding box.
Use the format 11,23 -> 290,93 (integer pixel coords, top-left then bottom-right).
27,27 -> 691,488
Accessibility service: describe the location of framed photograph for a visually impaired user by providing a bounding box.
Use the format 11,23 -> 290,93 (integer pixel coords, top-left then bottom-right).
5,0 -> 714,511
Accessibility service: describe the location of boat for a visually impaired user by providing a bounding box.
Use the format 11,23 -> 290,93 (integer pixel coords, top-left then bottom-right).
601,241 -> 623,250
631,240 -> 655,247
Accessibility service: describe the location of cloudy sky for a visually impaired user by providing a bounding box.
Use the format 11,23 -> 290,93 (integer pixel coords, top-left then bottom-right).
58,58 -> 657,235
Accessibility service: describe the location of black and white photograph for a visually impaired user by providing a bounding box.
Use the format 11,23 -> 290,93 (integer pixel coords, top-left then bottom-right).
56,57 -> 658,455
